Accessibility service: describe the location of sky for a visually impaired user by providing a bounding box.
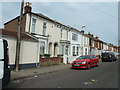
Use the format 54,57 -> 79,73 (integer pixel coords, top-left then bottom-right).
0,1 -> 118,46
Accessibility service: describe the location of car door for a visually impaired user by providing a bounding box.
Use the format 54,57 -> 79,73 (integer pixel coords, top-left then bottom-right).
93,56 -> 98,65
90,56 -> 94,66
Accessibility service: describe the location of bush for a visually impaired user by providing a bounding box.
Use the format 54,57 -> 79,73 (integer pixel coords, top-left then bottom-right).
43,54 -> 51,58
96,55 -> 101,59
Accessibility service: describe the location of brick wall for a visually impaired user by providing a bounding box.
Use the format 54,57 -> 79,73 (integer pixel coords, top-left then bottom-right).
94,40 -> 98,49
4,14 -> 27,32
40,57 -> 63,67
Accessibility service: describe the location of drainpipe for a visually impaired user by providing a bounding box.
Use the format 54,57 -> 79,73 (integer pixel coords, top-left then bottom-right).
36,42 -> 40,67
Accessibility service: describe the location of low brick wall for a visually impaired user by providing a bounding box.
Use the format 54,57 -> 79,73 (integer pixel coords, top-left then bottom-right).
40,57 -> 63,67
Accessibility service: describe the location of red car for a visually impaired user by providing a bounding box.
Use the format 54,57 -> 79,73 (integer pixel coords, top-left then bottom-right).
71,55 -> 99,69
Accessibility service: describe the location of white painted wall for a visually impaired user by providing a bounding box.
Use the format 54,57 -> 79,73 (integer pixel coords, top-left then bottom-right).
82,35 -> 90,55
2,36 -> 39,66
20,40 -> 39,64
26,13 -> 71,57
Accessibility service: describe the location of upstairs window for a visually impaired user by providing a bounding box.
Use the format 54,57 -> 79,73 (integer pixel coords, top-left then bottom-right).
61,29 -> 63,39
66,31 -> 68,40
72,33 -> 78,41
42,21 -> 47,35
32,18 -> 36,33
84,36 -> 88,45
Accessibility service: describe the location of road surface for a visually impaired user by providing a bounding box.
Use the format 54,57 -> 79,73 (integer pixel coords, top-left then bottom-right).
5,60 -> 118,88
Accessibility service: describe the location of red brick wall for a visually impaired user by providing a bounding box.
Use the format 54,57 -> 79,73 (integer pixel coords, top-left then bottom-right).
40,57 -> 63,66
94,40 -> 98,49
4,14 -> 27,32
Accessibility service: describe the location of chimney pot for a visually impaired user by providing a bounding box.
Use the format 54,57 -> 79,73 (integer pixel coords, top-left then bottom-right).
81,30 -> 84,34
24,2 -> 32,13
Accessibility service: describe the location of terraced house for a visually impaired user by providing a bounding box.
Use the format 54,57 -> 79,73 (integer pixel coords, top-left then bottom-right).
1,2 -> 118,70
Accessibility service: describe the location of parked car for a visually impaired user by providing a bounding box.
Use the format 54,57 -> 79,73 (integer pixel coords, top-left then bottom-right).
101,52 -> 117,62
71,55 -> 99,69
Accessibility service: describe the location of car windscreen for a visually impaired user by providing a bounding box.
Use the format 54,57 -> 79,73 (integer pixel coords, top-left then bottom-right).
77,56 -> 89,59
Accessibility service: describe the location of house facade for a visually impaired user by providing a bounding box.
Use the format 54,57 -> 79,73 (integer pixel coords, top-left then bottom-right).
81,31 -> 90,55
2,2 -> 118,68
68,28 -> 82,63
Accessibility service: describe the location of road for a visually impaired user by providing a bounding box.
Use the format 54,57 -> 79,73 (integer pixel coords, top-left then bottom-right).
5,60 -> 118,88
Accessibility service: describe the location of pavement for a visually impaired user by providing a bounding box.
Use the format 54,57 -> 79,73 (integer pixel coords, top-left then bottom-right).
10,63 -> 71,81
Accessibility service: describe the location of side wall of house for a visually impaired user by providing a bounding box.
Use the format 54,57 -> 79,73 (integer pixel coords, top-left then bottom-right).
2,36 -> 39,69
4,15 -> 26,32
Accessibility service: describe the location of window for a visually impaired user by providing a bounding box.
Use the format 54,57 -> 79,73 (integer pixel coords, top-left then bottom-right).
61,45 -> 64,55
42,22 -> 47,35
66,31 -> 68,40
92,41 -> 94,47
85,48 -> 87,55
32,18 -> 36,33
72,33 -> 78,41
84,37 -> 88,45
61,29 -> 63,39
76,47 -> 79,56
73,46 -> 75,56
65,46 -> 69,55
84,37 -> 86,45
40,41 -> 45,55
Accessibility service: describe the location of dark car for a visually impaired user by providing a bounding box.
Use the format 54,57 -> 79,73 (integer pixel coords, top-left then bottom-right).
101,52 -> 117,62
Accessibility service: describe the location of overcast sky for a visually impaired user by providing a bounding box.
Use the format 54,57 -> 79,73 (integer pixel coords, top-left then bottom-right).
1,1 -> 118,46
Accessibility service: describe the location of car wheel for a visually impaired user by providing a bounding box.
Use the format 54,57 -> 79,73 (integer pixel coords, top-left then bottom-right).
87,63 -> 91,69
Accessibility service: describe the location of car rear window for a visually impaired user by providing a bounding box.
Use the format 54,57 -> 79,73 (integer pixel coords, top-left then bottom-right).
102,53 -> 109,56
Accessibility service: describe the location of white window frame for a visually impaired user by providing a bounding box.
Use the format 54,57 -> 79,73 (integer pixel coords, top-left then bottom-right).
66,31 -> 68,40
40,41 -> 45,55
61,29 -> 63,39
61,45 -> 64,55
72,33 -> 78,41
31,18 -> 36,33
76,47 -> 79,56
73,46 -> 76,56
42,21 -> 47,35
65,46 -> 69,55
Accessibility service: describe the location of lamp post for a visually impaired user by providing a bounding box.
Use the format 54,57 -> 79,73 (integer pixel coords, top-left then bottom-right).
15,0 -> 24,71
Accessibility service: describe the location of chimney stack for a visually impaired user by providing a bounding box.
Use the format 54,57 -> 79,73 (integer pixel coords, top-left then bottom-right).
91,34 -> 94,37
88,32 -> 90,35
95,36 -> 99,39
24,2 -> 32,13
81,30 -> 84,34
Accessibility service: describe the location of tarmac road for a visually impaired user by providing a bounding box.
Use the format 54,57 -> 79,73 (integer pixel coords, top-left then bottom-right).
5,60 -> 118,88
